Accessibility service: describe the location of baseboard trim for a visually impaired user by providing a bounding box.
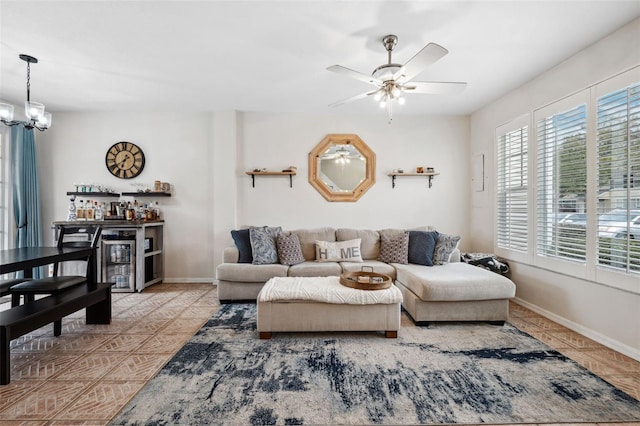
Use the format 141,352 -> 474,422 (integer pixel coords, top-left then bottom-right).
513,297 -> 640,362
162,278 -> 215,284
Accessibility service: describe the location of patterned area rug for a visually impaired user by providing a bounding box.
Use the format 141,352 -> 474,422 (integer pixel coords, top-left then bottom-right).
113,304 -> 640,425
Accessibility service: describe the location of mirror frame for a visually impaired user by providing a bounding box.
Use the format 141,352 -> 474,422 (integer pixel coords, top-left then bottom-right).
308,134 -> 376,202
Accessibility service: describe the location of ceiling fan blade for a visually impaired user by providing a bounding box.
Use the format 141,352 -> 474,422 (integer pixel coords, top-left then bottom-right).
327,65 -> 383,86
404,81 -> 467,94
395,43 -> 449,82
328,90 -> 379,108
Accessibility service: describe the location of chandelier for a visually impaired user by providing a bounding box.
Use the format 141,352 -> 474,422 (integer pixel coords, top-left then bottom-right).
0,54 -> 52,131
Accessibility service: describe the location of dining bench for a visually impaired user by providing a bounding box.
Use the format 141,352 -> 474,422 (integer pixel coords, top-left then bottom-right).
0,282 -> 111,385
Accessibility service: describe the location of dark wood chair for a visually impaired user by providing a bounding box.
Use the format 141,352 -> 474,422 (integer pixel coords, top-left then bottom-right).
10,225 -> 102,335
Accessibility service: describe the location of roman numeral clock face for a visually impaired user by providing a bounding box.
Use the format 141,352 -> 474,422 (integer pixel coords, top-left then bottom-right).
105,142 -> 145,179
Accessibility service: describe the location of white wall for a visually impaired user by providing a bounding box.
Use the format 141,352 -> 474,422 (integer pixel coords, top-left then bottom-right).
469,18 -> 640,358
235,112 -> 470,236
37,112 -> 214,282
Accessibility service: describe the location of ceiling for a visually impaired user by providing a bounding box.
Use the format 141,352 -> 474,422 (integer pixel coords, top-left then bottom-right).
1,1 -> 639,117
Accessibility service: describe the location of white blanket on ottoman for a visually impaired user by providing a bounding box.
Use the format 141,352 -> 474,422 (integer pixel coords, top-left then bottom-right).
258,276 -> 403,305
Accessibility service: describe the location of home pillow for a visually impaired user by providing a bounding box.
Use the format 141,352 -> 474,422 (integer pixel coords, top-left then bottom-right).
315,239 -> 363,262
230,229 -> 253,263
377,231 -> 409,264
433,233 -> 461,265
277,233 -> 305,266
249,226 -> 282,265
408,230 -> 439,266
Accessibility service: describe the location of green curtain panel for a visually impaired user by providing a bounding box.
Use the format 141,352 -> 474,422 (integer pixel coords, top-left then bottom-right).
11,124 -> 42,277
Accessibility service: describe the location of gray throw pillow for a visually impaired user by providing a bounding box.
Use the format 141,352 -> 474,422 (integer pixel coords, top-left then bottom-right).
277,233 -> 305,266
377,231 -> 409,264
433,234 -> 461,265
249,226 -> 282,265
408,230 -> 439,266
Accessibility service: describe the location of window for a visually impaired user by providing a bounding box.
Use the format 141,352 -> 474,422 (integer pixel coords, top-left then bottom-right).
495,67 -> 640,293
596,82 -> 640,273
496,122 -> 528,253
536,103 -> 587,262
0,125 -> 10,251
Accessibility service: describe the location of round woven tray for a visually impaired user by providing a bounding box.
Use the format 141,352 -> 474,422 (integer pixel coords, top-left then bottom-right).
339,271 -> 392,290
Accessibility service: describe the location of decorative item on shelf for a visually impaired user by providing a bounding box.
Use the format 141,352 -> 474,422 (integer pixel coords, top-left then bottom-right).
161,182 -> 171,192
246,168 -> 296,188
389,168 -> 439,188
0,54 -> 52,131
392,168 -> 404,174
67,196 -> 77,221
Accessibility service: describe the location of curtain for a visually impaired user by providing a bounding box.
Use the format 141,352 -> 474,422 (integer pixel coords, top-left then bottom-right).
11,124 -> 43,277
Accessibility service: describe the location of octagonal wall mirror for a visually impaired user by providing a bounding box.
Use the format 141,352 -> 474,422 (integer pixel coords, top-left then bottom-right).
309,134 -> 376,202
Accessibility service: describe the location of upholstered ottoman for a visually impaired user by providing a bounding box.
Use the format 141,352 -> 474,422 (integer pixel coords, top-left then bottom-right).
394,262 -> 516,324
256,276 -> 402,338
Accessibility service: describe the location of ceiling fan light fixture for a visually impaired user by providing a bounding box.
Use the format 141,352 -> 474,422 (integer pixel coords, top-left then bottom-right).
398,96 -> 406,105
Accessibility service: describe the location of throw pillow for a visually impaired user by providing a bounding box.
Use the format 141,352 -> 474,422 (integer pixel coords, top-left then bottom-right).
277,233 -> 305,266
315,239 -> 363,262
249,226 -> 282,265
408,230 -> 439,266
433,234 -> 461,265
377,231 -> 409,264
230,229 -> 253,263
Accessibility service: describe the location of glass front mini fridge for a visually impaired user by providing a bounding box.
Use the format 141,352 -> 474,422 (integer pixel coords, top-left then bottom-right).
101,237 -> 136,292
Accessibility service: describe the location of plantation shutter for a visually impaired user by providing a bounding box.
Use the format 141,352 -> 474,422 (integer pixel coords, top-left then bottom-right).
596,82 -> 640,272
496,125 -> 528,252
536,104 -> 587,262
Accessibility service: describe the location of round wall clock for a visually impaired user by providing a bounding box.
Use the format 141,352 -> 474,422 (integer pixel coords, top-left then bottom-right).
105,141 -> 145,179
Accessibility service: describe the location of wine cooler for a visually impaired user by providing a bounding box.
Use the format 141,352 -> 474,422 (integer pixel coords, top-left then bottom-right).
101,237 -> 136,292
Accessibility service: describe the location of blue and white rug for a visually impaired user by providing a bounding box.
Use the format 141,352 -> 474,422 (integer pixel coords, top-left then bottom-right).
113,304 -> 640,425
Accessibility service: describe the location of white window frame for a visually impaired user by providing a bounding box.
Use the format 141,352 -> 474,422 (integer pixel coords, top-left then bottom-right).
591,67 -> 640,293
0,125 -> 12,251
494,114 -> 531,264
533,91 -> 589,279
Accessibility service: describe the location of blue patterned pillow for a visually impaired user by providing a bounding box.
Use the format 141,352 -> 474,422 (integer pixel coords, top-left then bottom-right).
249,226 -> 282,265
433,234 -> 461,265
408,230 -> 439,266
231,229 -> 252,263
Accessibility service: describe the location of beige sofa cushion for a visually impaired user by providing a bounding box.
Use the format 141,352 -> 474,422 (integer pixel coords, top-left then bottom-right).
288,261 -> 342,277
216,263 -> 288,282
394,262 -> 515,302
336,229 -> 380,260
291,227 -> 336,260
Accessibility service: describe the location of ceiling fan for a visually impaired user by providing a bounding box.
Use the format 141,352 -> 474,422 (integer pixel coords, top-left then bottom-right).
327,34 -> 467,123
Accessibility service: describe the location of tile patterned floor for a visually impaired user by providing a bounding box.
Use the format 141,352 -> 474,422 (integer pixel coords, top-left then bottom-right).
0,283 -> 638,425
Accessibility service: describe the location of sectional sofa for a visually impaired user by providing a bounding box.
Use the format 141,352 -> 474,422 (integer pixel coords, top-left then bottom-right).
215,227 -> 516,323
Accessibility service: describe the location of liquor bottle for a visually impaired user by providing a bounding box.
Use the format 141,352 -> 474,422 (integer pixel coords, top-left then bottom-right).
77,199 -> 85,221
85,199 -> 95,220
95,201 -> 103,220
